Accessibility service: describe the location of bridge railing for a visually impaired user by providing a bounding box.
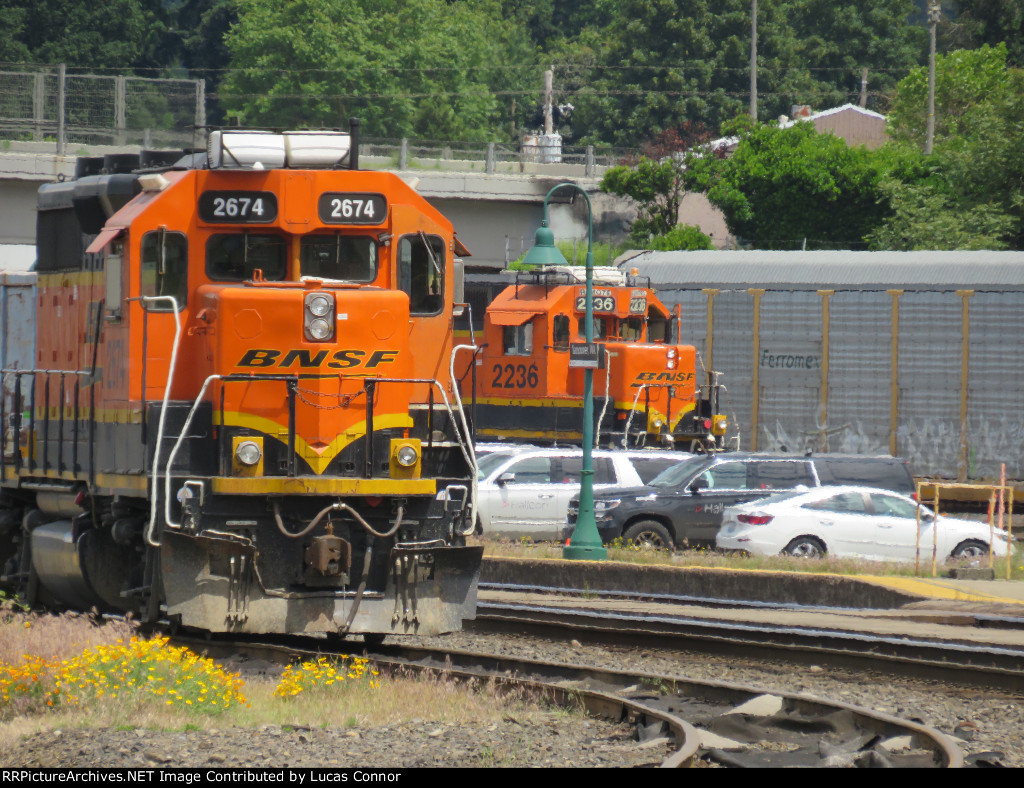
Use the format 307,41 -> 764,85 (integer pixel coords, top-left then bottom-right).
0,65 -> 206,154
0,66 -> 636,176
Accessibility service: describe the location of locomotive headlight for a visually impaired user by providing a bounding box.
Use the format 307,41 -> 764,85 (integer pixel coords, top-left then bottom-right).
390,439 -> 422,479
235,440 -> 263,466
397,445 -> 419,467
308,317 -> 332,340
308,294 -> 332,317
304,291 -> 336,341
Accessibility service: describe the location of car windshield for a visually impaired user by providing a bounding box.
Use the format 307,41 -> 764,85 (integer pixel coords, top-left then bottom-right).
648,456 -> 715,488
477,452 -> 517,480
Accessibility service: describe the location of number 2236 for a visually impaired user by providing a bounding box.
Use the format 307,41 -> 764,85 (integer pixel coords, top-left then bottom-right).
491,363 -> 539,389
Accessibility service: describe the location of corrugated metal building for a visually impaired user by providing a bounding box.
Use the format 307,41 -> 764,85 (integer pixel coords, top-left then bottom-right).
617,250 -> 1024,483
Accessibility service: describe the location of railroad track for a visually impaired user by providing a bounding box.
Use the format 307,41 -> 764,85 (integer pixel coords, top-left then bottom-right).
173,631 -> 962,768
474,582 -> 1024,693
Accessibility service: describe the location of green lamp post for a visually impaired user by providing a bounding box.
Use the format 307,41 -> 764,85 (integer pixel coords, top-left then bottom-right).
522,183 -> 608,561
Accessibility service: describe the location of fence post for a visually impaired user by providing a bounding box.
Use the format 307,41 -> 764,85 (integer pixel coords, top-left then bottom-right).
195,78 -> 206,140
399,138 -> 408,169
486,142 -> 495,175
585,145 -> 594,177
115,75 -> 127,146
56,64 -> 66,156
33,72 -> 45,141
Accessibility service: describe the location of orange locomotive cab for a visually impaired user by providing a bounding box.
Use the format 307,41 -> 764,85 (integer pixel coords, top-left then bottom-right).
0,129 -> 481,638
466,266 -> 725,450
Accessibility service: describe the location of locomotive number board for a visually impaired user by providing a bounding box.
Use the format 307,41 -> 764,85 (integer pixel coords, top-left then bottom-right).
318,193 -> 388,224
198,191 -> 278,223
575,288 -> 617,313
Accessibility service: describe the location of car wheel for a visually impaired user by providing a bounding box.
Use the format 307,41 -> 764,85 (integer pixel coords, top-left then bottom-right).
623,520 -> 674,550
950,539 -> 989,560
782,536 -> 826,558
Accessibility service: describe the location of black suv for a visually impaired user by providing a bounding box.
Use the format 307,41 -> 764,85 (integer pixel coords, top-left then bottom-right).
566,452 -> 916,549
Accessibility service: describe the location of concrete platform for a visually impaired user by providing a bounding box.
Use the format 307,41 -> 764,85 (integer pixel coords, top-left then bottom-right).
481,556 -> 1024,613
480,557 -> 1024,649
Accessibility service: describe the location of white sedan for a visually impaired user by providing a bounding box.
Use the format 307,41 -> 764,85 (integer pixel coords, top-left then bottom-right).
716,486 -> 1010,562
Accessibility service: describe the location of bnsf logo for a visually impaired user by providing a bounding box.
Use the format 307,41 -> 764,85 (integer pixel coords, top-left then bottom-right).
237,349 -> 399,369
631,371 -> 694,385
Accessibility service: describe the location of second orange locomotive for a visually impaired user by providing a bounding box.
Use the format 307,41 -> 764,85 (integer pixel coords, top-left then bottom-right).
462,266 -> 727,450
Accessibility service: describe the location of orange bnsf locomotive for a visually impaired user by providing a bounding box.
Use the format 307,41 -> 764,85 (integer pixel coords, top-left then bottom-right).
463,266 -> 727,450
0,128 -> 481,639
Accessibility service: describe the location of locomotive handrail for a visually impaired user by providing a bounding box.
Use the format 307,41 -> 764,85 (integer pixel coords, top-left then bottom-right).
621,382 -> 651,449
138,296 -> 182,549
155,372 -> 476,543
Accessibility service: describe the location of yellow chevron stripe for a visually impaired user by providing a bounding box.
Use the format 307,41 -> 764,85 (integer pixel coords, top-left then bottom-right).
216,410 -> 414,475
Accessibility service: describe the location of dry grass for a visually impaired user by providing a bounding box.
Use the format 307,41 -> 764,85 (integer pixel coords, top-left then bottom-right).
0,605 -> 136,667
0,605 -> 574,748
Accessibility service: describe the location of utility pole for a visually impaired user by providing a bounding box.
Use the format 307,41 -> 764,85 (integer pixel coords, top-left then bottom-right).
926,1 -> 941,154
859,67 -> 868,108
750,0 -> 758,120
544,68 -> 553,136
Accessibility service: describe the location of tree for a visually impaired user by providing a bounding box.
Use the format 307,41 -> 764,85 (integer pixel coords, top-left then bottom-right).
872,44 -> 1024,249
887,43 -> 1013,146
681,116 -> 889,249
647,224 -> 715,250
947,0 -> 1024,66
601,157 -> 688,243
221,0 -> 535,140
552,0 -> 924,147
0,0 -> 175,72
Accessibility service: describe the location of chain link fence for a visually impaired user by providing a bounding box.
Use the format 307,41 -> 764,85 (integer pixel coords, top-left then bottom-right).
0,65 -> 205,152
0,65 -> 635,175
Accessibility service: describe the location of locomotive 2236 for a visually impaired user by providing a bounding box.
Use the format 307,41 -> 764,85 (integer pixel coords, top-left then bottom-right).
0,127 -> 482,639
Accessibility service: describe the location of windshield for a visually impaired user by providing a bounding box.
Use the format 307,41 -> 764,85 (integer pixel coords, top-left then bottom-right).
477,451 -> 517,480
649,456 -> 715,488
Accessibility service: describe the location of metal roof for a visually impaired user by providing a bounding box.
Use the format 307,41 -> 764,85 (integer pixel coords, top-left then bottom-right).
617,250 -> 1024,291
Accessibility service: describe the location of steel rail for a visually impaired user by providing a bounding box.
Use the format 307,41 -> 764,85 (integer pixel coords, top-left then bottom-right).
170,632 -> 961,768
472,599 -> 1024,693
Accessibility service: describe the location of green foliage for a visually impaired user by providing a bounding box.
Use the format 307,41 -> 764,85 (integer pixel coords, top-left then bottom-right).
887,43 -> 1013,147
553,0 -> 923,147
647,224 -> 714,251
601,156 -> 686,243
508,239 -> 622,270
867,176 -> 1014,250
0,0 -> 176,72
946,0 -> 1024,67
877,44 -> 1024,249
682,117 -> 889,249
221,0 -> 536,140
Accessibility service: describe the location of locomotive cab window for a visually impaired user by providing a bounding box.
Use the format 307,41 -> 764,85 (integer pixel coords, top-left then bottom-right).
399,233 -> 444,315
553,314 -> 570,351
619,317 -> 643,341
503,321 -> 534,356
300,234 -> 377,282
578,317 -> 609,340
648,308 -> 669,342
207,233 -> 286,281
141,231 -> 188,310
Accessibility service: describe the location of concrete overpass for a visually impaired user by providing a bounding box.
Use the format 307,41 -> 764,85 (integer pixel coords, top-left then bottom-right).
0,142 -> 636,270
